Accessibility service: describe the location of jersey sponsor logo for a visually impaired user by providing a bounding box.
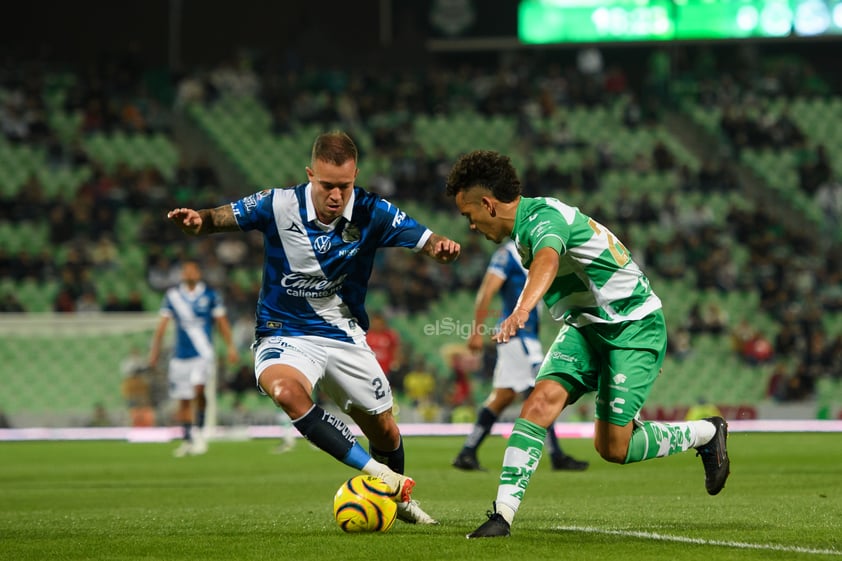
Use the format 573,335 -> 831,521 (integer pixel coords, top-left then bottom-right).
243,191 -> 268,213
529,219 -> 551,238
391,209 -> 406,228
279,272 -> 347,297
527,213 -> 538,222
613,373 -> 627,384
550,351 -> 576,362
339,247 -> 359,258
313,235 -> 332,254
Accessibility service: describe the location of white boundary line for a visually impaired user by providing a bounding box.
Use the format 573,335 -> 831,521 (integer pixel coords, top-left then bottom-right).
556,525 -> 842,557
1,420 -> 842,442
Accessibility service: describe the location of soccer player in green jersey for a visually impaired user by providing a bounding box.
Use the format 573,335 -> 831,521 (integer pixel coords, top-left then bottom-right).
446,150 -> 730,538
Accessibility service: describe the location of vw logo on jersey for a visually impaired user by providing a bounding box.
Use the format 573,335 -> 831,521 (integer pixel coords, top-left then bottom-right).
313,235 -> 332,254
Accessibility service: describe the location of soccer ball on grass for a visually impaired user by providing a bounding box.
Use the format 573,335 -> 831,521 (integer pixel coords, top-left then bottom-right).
333,475 -> 397,533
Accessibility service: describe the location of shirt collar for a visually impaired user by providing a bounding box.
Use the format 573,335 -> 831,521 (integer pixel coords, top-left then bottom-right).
305,182 -> 356,225
179,281 -> 205,296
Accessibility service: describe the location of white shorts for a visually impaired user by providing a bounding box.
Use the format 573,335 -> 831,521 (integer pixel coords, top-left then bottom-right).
493,336 -> 544,393
168,357 -> 215,400
253,335 -> 392,415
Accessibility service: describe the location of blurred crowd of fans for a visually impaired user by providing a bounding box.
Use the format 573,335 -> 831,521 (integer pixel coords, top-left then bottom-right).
1,44 -> 841,411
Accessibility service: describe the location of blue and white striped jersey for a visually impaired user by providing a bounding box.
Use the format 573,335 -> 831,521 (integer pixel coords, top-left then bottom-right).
159,282 -> 226,359
231,183 -> 431,342
487,241 -> 540,340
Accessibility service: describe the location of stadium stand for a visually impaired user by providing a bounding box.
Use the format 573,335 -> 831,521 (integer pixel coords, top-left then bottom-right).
1,43 -> 840,427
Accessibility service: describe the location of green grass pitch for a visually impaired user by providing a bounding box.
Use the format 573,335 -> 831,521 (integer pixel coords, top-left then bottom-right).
1,433 -> 840,561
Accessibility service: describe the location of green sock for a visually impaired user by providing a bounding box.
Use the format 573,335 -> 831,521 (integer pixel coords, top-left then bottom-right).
624,420 -> 699,463
495,418 -> 547,520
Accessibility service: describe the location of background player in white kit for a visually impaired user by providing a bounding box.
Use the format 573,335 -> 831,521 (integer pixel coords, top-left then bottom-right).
165,131 -> 460,524
149,261 -> 238,457
452,240 -> 588,472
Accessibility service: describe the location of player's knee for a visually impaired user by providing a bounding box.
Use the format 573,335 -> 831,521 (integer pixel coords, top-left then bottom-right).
520,390 -> 563,425
268,378 -> 307,410
595,440 -> 628,464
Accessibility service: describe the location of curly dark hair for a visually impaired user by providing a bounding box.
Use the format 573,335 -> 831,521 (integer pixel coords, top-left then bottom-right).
445,150 -> 521,202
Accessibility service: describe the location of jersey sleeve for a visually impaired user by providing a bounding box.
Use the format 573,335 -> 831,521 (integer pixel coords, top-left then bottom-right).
523,205 -> 569,256
230,189 -> 275,232
159,293 -> 174,317
210,289 -> 227,318
371,197 -> 431,251
486,246 -> 510,280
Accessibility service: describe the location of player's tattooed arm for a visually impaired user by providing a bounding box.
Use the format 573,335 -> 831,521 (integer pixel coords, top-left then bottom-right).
167,205 -> 241,236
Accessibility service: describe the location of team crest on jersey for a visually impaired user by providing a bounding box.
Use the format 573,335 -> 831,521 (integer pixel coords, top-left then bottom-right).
341,222 -> 360,243
313,235 -> 332,254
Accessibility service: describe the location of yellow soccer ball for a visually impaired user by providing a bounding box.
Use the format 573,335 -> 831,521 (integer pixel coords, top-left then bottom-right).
333,475 -> 397,533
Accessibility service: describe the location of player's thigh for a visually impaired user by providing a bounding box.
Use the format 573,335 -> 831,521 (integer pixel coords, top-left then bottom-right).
253,336 -> 328,394
493,336 -> 543,393
321,338 -> 393,415
168,358 -> 200,400
189,357 -> 214,387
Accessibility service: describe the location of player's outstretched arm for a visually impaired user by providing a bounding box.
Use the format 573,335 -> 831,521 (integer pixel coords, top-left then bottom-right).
167,205 -> 241,236
494,246 -> 558,343
422,233 -> 461,264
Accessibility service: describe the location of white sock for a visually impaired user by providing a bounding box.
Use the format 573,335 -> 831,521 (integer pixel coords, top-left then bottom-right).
495,502 -> 517,525
692,419 -> 717,447
362,458 -> 390,478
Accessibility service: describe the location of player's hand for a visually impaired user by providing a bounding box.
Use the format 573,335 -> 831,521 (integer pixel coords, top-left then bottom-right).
493,308 -> 528,344
467,332 -> 484,353
434,237 -> 461,263
167,208 -> 203,235
227,346 -> 239,365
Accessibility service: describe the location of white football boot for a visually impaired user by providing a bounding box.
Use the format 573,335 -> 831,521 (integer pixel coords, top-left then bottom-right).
190,433 -> 208,455
396,500 -> 439,525
172,440 -> 192,458
376,469 -> 416,503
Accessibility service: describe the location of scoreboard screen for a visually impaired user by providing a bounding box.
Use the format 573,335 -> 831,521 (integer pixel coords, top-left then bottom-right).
518,0 -> 842,43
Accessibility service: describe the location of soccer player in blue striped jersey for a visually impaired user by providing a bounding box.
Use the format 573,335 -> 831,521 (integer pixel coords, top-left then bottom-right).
166,131 -> 460,524
149,261 -> 239,457
452,240 -> 589,472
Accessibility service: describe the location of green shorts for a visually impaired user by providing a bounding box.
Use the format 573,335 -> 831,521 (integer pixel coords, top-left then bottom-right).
536,310 -> 667,427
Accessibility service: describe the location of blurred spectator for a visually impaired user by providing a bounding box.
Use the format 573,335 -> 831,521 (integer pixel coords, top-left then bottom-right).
402,357 -> 438,420
76,290 -> 102,313
685,398 -> 722,421
0,292 -> 25,312
667,325 -> 693,361
441,343 -> 479,411
121,364 -> 154,427
815,177 -> 842,233
365,312 -> 403,382
86,402 -> 112,427
739,329 -> 774,365
767,362 -> 790,400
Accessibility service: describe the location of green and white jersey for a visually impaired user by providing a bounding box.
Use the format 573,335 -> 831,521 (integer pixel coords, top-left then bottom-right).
512,196 -> 661,327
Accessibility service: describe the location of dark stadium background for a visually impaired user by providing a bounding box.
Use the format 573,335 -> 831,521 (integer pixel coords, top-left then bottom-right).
1,0 -> 841,432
